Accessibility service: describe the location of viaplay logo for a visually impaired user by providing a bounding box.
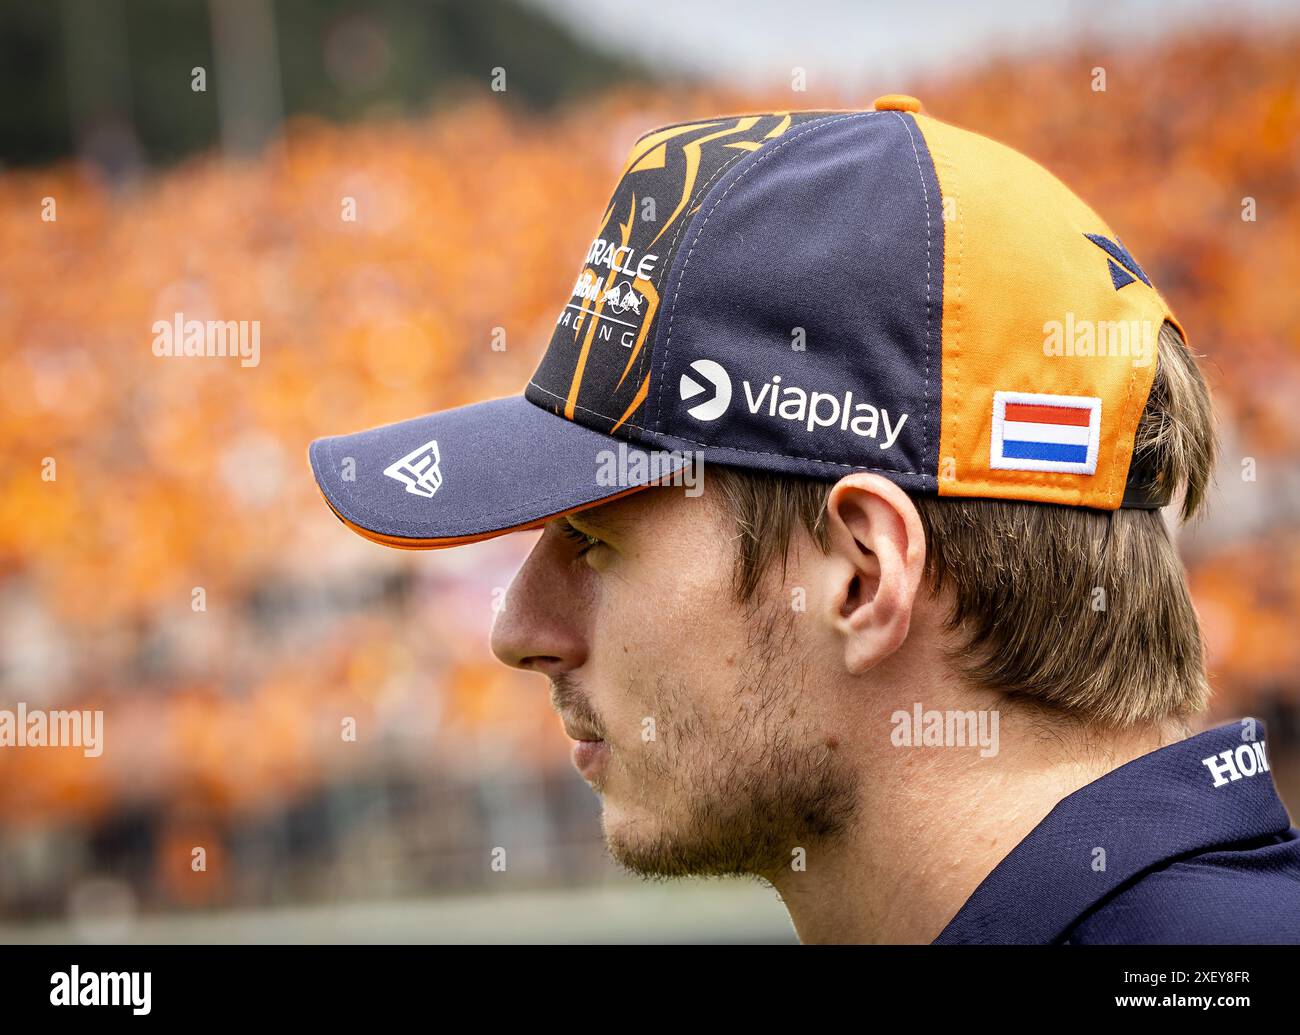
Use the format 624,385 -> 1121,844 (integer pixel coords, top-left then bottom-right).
678,359 -> 909,451
679,359 -> 732,421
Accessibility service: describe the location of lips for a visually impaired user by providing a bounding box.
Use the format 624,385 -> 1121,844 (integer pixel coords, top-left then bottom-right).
561,717 -> 608,782
571,738 -> 609,782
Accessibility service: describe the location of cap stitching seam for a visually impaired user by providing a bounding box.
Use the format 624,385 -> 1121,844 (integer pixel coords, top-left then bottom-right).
652,110 -> 880,438
1110,351 -> 1140,505
891,110 -> 933,470
931,128 -> 963,495
946,134 -> 962,493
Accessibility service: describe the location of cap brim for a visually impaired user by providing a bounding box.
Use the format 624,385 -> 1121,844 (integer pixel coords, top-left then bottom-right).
309,395 -> 691,549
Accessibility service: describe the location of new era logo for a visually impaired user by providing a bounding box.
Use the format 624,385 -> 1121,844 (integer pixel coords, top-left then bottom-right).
384,439 -> 443,497
990,392 -> 1101,475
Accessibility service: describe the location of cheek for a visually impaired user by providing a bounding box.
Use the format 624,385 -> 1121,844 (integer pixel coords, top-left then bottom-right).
589,555 -> 745,728
595,545 -> 734,658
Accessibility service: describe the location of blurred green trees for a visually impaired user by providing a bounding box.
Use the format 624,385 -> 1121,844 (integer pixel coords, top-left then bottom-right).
0,0 -> 653,168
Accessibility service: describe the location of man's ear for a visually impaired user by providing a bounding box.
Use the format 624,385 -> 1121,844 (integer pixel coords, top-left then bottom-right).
820,473 -> 927,675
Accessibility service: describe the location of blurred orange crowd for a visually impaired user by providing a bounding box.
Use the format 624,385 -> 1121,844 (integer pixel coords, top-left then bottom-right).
0,29 -> 1298,848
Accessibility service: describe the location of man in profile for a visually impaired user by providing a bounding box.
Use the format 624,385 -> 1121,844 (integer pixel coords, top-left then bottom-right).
310,97 -> 1300,943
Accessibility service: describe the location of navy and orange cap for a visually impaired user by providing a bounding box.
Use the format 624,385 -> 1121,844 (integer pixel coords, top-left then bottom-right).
309,95 -> 1183,550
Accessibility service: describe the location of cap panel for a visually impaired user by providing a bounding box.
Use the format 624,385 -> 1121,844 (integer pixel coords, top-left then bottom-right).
643,109 -> 944,487
913,114 -> 1177,509
525,112 -> 839,439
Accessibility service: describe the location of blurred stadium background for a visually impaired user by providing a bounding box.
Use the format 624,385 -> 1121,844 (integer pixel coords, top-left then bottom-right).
0,0 -> 1298,943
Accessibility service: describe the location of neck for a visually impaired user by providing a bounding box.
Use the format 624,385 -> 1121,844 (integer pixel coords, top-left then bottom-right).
768,697 -> 1187,943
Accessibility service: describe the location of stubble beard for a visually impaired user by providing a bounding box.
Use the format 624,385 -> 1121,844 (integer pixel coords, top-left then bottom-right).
602,587 -> 860,882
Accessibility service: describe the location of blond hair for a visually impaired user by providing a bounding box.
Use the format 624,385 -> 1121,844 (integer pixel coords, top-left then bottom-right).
711,321 -> 1216,727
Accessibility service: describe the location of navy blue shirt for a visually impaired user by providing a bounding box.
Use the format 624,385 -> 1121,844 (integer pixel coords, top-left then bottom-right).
934,719 -> 1300,944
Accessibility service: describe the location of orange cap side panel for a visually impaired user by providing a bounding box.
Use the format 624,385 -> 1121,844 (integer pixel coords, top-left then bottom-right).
912,114 -> 1176,509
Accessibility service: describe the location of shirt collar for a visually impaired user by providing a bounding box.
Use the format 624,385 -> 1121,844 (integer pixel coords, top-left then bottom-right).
933,718 -> 1294,944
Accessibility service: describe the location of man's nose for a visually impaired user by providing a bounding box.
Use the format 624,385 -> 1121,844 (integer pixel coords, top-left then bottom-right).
490,528 -> 589,677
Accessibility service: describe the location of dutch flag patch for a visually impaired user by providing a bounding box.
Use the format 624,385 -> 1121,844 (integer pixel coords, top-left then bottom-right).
990,392 -> 1101,475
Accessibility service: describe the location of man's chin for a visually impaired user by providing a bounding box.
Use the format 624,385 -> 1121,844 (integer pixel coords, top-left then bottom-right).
599,800 -> 745,879
600,801 -> 679,876
604,829 -> 691,878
